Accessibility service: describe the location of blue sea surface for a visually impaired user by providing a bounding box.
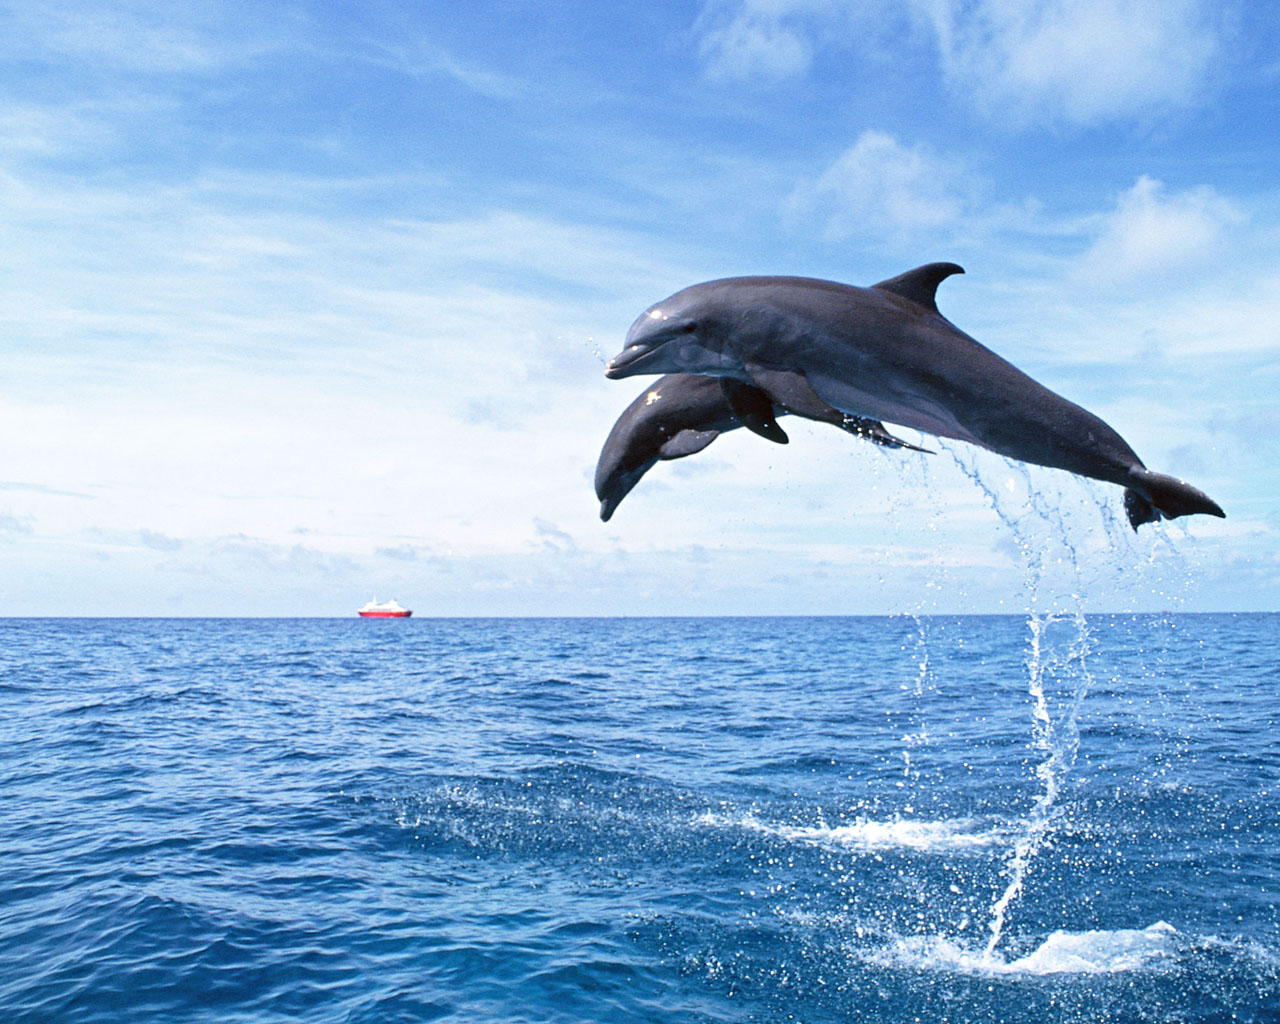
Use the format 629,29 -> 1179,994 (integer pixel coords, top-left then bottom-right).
1,614 -> 1277,1022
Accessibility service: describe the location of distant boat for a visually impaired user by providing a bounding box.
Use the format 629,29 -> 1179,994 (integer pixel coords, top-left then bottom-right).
357,598 -> 412,618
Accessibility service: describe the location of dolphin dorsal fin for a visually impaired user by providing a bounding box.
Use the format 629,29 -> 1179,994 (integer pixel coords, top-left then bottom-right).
871,262 -> 964,314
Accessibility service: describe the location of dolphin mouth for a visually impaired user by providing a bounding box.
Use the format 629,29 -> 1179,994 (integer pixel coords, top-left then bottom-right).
605,344 -> 652,378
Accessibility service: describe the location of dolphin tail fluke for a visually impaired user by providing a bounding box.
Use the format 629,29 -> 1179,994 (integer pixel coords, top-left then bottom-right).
1123,469 -> 1225,531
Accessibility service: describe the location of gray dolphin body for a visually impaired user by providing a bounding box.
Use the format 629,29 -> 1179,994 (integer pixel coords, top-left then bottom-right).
605,263 -> 1224,529
595,373 -> 926,521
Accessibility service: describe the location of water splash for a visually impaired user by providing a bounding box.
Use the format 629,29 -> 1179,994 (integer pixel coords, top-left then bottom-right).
938,444 -> 1102,959
699,811 -> 1010,853
585,335 -> 608,367
875,921 -> 1179,977
983,610 -> 1093,959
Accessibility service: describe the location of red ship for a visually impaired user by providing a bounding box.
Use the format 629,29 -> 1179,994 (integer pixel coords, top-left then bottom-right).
357,598 -> 412,618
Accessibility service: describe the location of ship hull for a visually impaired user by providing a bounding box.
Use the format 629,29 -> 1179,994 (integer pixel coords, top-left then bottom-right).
357,610 -> 412,618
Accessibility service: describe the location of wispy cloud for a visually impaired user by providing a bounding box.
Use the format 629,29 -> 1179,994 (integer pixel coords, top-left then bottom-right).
1,1 -> 1271,614
788,131 -> 972,243
376,544 -> 424,562
1072,175 -> 1244,285
923,0 -> 1225,126
139,529 -> 183,551
363,39 -> 527,100
533,517 -> 578,554
0,0 -> 287,74
695,0 -> 1226,126
205,535 -> 360,578
0,104 -> 119,158
1,511 -> 34,535
0,481 -> 95,499
0,153 -> 687,584
695,0 -> 825,81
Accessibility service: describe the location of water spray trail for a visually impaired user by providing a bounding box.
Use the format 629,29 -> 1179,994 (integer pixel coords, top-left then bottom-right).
899,613 -> 932,780
983,610 -> 1092,959
886,451 -> 942,788
940,445 -> 1096,959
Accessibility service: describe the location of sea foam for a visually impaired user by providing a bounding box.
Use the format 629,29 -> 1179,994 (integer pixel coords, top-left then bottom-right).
873,921 -> 1178,976
699,812 -> 1007,852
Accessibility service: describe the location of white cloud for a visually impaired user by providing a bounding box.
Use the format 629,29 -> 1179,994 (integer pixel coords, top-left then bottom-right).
1149,280 -> 1280,360
695,0 -> 827,81
1,511 -> 34,535
139,529 -> 184,551
923,0 -> 1224,125
696,0 -> 1224,125
0,158 -> 1236,615
790,131 -> 970,242
1,8 -> 1271,615
1073,175 -> 1243,285
0,138 -> 756,615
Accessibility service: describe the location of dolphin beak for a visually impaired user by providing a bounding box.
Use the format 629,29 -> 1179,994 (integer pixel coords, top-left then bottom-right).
605,344 -> 651,379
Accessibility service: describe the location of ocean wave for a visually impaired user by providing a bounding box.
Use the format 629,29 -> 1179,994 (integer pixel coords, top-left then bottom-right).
871,921 -> 1178,976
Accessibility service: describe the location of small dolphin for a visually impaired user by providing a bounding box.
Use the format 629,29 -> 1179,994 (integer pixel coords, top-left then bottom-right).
605,264 -> 1224,530
595,374 -> 927,522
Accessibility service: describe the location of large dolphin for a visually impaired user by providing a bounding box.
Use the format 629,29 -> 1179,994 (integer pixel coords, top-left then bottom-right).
595,373 -> 927,521
604,263 -> 1224,529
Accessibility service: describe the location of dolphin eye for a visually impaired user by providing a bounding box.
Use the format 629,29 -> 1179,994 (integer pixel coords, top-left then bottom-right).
678,321 -> 698,334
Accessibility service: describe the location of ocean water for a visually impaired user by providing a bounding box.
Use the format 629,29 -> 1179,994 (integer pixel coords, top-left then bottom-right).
1,614 -> 1277,1023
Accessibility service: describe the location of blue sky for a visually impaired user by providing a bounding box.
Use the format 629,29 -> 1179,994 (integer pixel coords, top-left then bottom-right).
1,0 -> 1277,616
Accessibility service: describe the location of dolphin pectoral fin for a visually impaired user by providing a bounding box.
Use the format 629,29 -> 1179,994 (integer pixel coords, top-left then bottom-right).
659,429 -> 721,460
742,364 -> 842,426
719,379 -> 789,444
744,362 -> 932,455
871,263 -> 964,314
1123,469 -> 1225,530
842,416 -> 933,454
